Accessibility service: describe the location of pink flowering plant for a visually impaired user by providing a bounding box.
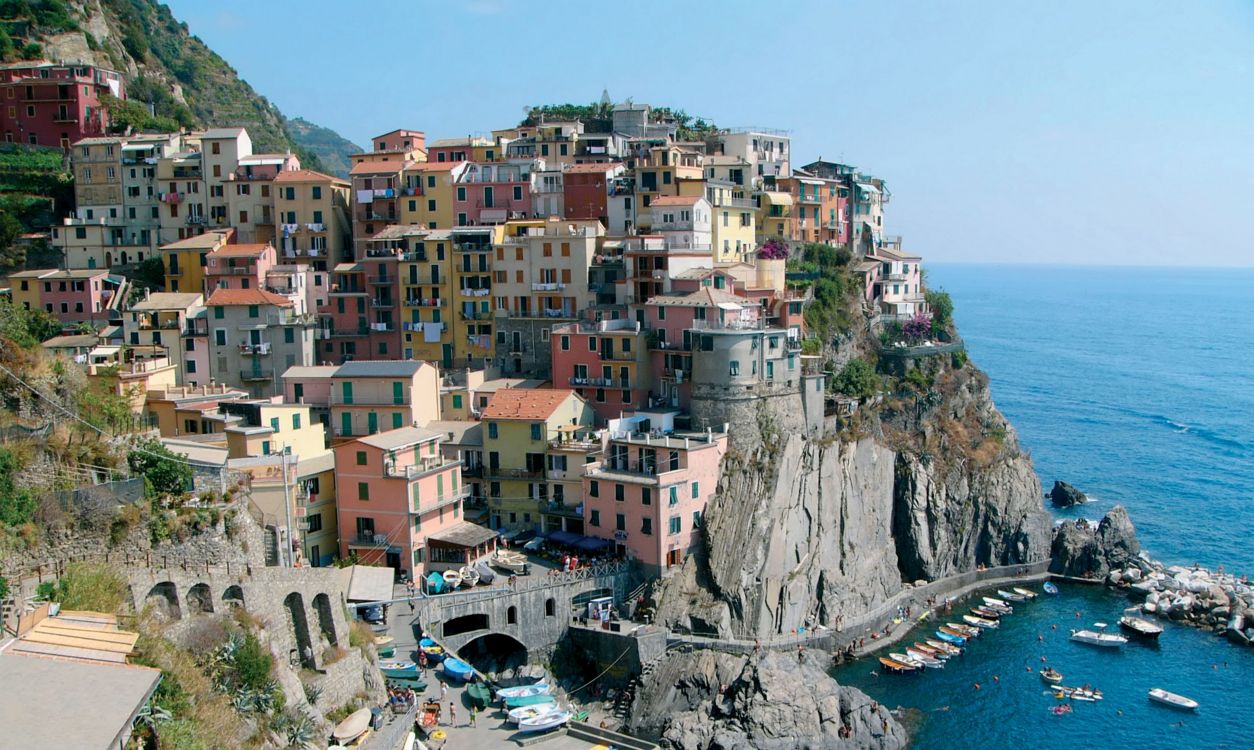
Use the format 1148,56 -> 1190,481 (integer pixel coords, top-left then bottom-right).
902,313 -> 933,344
757,239 -> 789,260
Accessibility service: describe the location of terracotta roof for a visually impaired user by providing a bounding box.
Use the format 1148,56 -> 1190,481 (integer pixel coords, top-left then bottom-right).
648,287 -> 748,308
650,195 -> 702,206
160,231 -> 232,250
273,169 -> 347,185
205,288 -> 292,307
406,161 -> 461,172
206,243 -> 271,258
481,388 -> 577,421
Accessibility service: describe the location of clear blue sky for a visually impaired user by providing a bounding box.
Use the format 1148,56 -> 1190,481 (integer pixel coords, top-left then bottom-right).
164,0 -> 1254,267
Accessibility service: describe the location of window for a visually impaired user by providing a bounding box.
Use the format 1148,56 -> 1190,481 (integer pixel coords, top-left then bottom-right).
284,327 -> 294,344
358,482 -> 370,500
214,306 -> 224,319
641,517 -> 653,535
590,509 -> 601,526
356,451 -> 367,465
248,305 -> 258,318
669,486 -> 679,506
214,329 -> 226,345
669,516 -> 681,534
616,513 -> 626,531
589,480 -> 599,498
530,424 -> 541,441
615,484 -> 625,502
642,487 -> 652,506
452,394 -> 463,409
512,186 -> 523,201
306,513 -> 322,532
488,423 -> 498,439
261,441 -> 271,455
692,481 -> 700,499
392,412 -> 403,429
545,598 -> 555,617
507,606 -> 517,625
293,414 -> 301,429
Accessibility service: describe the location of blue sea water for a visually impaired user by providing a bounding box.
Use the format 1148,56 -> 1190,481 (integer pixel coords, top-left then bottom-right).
833,265 -> 1253,748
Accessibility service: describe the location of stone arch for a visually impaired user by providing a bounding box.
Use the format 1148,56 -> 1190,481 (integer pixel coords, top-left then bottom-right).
443,613 -> 489,638
145,582 -> 181,620
104,251 -> 112,267
222,584 -> 245,608
544,597 -> 555,617
507,605 -> 517,625
312,592 -> 337,647
186,582 -> 214,614
284,592 -> 315,669
459,632 -> 528,674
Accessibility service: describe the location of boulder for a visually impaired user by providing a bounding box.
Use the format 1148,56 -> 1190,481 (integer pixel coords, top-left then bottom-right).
1049,481 -> 1088,508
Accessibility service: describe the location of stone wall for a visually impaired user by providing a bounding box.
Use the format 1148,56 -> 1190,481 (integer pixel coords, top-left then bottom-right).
495,318 -> 556,379
568,623 -> 667,687
689,380 -> 816,451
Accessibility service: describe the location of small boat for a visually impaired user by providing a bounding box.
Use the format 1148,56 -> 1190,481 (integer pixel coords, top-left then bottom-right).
426,571 -> 445,594
946,622 -> 980,637
332,708 -> 373,743
983,596 -> 1013,611
420,700 -> 441,728
998,589 -> 1027,602
1040,667 -> 1063,684
492,549 -> 528,574
1119,615 -> 1163,640
518,709 -> 572,733
1071,628 -> 1127,648
963,614 -> 999,629
1056,685 -> 1103,702
505,693 -> 559,709
442,569 -> 462,588
971,606 -> 1004,620
459,565 -> 479,588
442,657 -> 474,682
906,648 -> 945,668
466,682 -> 491,709
474,560 -> 496,584
508,702 -> 563,724
497,683 -> 552,700
377,645 -> 396,659
1148,687 -> 1198,711
935,629 -> 967,646
926,638 -> 963,655
878,656 -> 920,674
911,642 -> 949,659
418,637 -> 445,663
386,676 -> 429,691
380,660 -> 419,678
1043,582 -> 1060,595
890,652 -> 922,667
1014,587 -> 1038,599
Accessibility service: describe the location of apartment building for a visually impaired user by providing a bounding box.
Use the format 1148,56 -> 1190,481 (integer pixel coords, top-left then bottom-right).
8,268 -> 121,325
225,152 -> 300,243
205,287 -> 317,396
349,159 -> 407,256
203,243 -> 277,292
160,229 -> 232,294
583,427 -> 728,574
144,383 -> 250,437
453,160 -> 536,226
549,318 -> 650,425
541,424 -> 603,535
480,388 -> 594,531
563,162 -> 623,224
124,291 -> 206,385
778,172 -> 847,246
399,161 -> 467,230
714,129 -> 791,188
0,61 -> 123,148
698,180 -> 756,264
328,360 -> 440,439
273,169 -> 351,269
866,246 -> 927,319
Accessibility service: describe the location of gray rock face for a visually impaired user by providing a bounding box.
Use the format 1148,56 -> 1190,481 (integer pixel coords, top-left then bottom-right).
629,650 -> 907,750
1049,480 -> 1088,507
1049,505 -> 1141,577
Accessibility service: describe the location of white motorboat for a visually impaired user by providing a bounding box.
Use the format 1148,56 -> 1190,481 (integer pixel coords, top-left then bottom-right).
459,565 -> 479,588
1148,688 -> 1198,711
517,709 -> 572,733
963,614 -> 999,629
1013,587 -> 1038,599
1071,626 -> 1127,648
998,589 -> 1027,602
905,648 -> 945,668
496,683 -> 552,699
507,703 -> 563,725
889,652 -> 923,668
442,569 -> 462,588
1118,615 -> 1163,640
332,708 -> 372,743
982,596 -> 1012,611
1040,667 -> 1063,684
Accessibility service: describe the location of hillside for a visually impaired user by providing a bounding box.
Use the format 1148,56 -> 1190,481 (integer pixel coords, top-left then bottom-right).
286,116 -> 362,178
0,0 -> 356,172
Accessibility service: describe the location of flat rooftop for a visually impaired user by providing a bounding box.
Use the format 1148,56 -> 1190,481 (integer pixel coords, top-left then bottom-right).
0,652 -> 160,749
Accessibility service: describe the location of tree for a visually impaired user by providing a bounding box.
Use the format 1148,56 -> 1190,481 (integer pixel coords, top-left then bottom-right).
127,439 -> 192,497
0,447 -> 36,527
0,28 -> 14,61
134,256 -> 166,290
834,358 -> 880,399
0,210 -> 24,272
926,289 -> 954,336
902,313 -> 933,343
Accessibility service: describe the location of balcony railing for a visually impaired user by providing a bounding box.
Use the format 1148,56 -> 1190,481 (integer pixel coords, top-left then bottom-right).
370,298 -> 395,308
351,532 -> 389,546
458,287 -> 492,297
530,282 -> 565,292
367,276 -> 394,285
385,456 -> 458,479
569,376 -> 631,389
238,342 -> 272,355
415,487 -> 470,515
215,266 -> 255,275
404,297 -> 444,307
484,466 -> 545,480
240,369 -> 272,382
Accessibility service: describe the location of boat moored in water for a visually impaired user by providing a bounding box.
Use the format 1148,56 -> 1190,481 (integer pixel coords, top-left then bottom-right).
905,648 -> 945,668
998,589 -> 1027,602
1119,615 -> 1164,640
1148,688 -> 1198,711
946,622 -> 980,637
982,596 -> 1013,611
879,656 -> 920,674
1071,625 -> 1127,648
1043,582 -> 1060,595
971,606 -> 1004,620
963,614 -> 999,629
926,638 -> 963,655
1014,587 -> 1038,599
1040,667 -> 1063,684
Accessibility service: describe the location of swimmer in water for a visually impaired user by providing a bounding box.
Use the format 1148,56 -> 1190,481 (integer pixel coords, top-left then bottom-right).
973,683 -> 981,690
993,675 -> 1000,683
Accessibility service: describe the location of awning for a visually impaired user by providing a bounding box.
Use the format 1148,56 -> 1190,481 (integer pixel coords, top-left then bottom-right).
428,522 -> 499,548
716,302 -> 742,311
346,564 -> 394,602
575,536 -> 612,552
854,182 -> 881,195
547,530 -> 582,546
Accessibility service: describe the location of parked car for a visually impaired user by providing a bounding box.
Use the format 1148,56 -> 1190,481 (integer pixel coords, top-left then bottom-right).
362,604 -> 384,624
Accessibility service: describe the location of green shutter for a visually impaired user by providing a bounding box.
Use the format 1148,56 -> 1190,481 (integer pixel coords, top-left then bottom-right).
392,412 -> 403,429
393,381 -> 404,404
358,482 -> 369,500
342,382 -> 353,404
214,306 -> 224,319
367,412 -> 378,434
452,394 -> 462,409
341,412 -> 352,436
437,474 -> 444,499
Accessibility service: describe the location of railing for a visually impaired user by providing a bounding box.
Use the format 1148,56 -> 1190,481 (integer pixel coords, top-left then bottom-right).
352,532 -> 390,546
592,459 -> 662,478
458,287 -> 492,297
569,376 -> 630,389
216,266 -> 255,275
484,467 -> 545,480
240,369 -> 271,382
434,560 -> 628,605
404,297 -> 445,307
370,298 -> 394,308
414,488 -> 470,515
530,282 -> 565,292
367,276 -> 394,285
238,342 -> 271,355
327,327 -> 369,337
384,458 -> 458,479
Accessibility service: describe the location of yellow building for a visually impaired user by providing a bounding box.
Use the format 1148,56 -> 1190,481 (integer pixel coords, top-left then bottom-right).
6,269 -> 55,311
399,161 -> 468,230
448,226 -> 500,366
273,169 -> 351,270
757,191 -> 794,241
632,145 -> 704,232
391,227 -> 455,364
703,181 -> 757,264
160,230 -> 232,294
480,388 -> 593,531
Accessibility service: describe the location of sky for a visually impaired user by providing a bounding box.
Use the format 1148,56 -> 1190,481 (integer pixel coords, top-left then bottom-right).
162,0 -> 1254,267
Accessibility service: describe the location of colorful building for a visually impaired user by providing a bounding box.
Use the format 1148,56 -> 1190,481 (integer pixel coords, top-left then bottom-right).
204,243 -> 277,292
549,318 -> 650,425
273,169 -> 351,269
328,360 -> 441,439
9,267 -> 122,325
204,287 -> 317,396
124,291 -> 206,385
0,62 -> 123,148
563,162 -> 623,224
160,229 -> 232,294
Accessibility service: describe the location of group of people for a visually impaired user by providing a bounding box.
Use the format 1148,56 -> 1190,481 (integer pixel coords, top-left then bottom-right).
387,687 -> 419,711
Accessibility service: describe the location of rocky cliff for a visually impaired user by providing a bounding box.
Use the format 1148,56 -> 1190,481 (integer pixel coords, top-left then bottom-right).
628,650 -> 907,750
656,354 -> 1052,639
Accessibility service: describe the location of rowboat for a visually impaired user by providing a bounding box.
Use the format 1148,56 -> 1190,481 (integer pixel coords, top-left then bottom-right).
442,569 -> 462,588
1055,685 -> 1103,701
971,606 -> 1004,620
1043,582 -> 1060,595
442,657 -> 475,682
496,683 -> 552,700
386,676 -> 428,692
878,656 -> 920,674
505,693 -> 558,709
492,549 -> 528,574
983,596 -> 1013,611
518,709 -> 572,733
905,648 -> 945,668
466,682 -> 491,709
425,571 -> 445,595
911,642 -> 949,659
474,560 -> 496,584
508,702 -> 562,724
963,614 -> 999,629
1119,615 -> 1163,640
377,645 -> 396,659
1148,688 -> 1198,711
926,638 -> 963,655
935,629 -> 967,646
1070,627 -> 1127,648
946,622 -> 980,637
418,637 -> 445,663
890,651 -> 921,666
460,565 -> 480,588
332,708 -> 373,743
1014,587 -> 1038,599
380,660 -> 419,678
998,589 -> 1027,602
1039,668 -> 1063,684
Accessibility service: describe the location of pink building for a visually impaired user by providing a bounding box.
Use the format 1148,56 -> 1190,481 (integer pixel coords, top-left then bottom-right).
582,429 -> 728,574
203,243 -> 277,292
0,62 -> 123,148
563,162 -> 623,223
334,426 -> 495,579
11,268 -> 119,325
453,161 -> 533,226
549,318 -> 649,425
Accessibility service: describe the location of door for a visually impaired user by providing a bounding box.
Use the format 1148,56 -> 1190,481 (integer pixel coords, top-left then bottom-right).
367,412 -> 378,434
385,551 -> 402,578
340,412 -> 352,437
441,343 -> 453,370
310,544 -> 320,567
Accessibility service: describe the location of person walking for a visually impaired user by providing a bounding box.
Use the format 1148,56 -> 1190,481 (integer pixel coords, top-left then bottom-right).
440,681 -> 448,702
469,705 -> 478,727
448,701 -> 457,727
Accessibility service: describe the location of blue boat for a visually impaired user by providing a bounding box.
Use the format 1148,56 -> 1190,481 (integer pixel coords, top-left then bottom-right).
426,571 -> 445,594
380,660 -> 419,679
935,630 -> 967,646
418,637 -> 445,663
1044,582 -> 1060,595
443,657 -> 475,682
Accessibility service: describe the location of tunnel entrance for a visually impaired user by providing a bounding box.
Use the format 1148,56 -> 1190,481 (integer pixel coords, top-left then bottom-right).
459,632 -> 528,675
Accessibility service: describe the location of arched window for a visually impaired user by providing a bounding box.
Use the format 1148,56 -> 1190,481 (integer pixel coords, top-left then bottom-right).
544,598 -> 555,617
507,605 -> 518,625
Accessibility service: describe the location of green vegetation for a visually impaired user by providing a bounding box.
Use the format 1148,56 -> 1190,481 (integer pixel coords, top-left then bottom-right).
0,445 -> 37,527
286,116 -> 362,178
42,561 -> 129,612
522,101 -> 720,140
128,438 -> 193,497
833,358 -> 881,399
794,243 -> 857,343
0,296 -> 61,346
926,289 -> 955,337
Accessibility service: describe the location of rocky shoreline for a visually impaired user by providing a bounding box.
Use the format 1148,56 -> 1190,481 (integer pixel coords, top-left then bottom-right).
1050,503 -> 1252,646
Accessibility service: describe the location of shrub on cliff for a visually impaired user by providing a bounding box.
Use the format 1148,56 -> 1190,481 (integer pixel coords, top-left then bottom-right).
834,358 -> 880,399
927,289 -> 954,336
128,439 -> 193,498
45,562 -> 128,613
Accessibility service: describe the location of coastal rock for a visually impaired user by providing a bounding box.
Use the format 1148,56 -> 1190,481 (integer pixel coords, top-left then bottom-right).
628,650 -> 907,750
1049,480 -> 1088,508
1049,505 -> 1140,577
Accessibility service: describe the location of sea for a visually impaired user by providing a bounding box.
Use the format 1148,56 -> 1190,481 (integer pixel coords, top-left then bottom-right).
833,265 -> 1254,748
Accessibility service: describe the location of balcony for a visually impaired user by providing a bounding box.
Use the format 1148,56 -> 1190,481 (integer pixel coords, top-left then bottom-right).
461,464 -> 484,478
327,326 -> 369,337
797,192 -> 821,204
240,369 -> 272,382
370,298 -> 395,309
594,458 -> 661,479
599,349 -> 635,363
328,285 -> 366,295
359,212 -> 397,222
183,321 -> 208,336
216,266 -> 256,276
484,466 -> 545,481
368,322 -> 394,333
569,376 -> 631,389
459,310 -> 491,321
530,282 -> 566,292
385,455 -> 458,479
238,342 -> 272,355
414,488 -> 470,515
350,532 -> 389,547
458,287 -> 492,298
367,276 -> 394,285
404,297 -> 445,308
880,272 -> 908,282
138,317 -> 182,331
186,216 -> 206,226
